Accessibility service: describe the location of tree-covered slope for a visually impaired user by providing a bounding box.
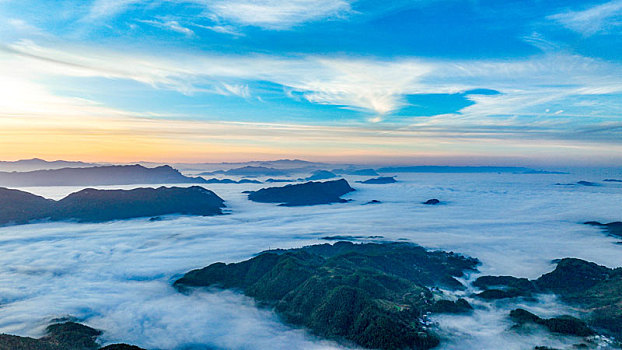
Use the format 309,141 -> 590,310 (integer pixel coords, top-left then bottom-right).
0,322 -> 145,350
474,258 -> 622,340
175,241 -> 479,350
0,186 -> 225,226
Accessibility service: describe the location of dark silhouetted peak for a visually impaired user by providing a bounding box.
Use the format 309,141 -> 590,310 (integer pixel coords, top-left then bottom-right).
305,170 -> 337,181
54,186 -> 225,222
0,186 -> 225,226
357,176 -> 396,184
584,221 -> 622,238
429,298 -> 473,314
0,320 -> 145,350
247,179 -> 355,206
42,322 -> 101,349
509,309 -> 594,337
0,187 -> 55,225
536,258 -> 611,294
100,345 -> 146,350
577,181 -> 600,186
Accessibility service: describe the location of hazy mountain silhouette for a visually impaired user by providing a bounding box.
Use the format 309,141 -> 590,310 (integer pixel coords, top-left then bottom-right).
378,166 -> 531,173
304,170 -> 337,181
0,158 -> 97,172
201,166 -> 288,177
0,165 -> 206,186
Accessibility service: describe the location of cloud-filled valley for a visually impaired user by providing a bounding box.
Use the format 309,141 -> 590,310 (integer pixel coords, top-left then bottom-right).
1,171 -> 622,349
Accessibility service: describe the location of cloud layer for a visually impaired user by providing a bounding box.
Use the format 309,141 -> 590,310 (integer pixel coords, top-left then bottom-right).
1,172 -> 622,348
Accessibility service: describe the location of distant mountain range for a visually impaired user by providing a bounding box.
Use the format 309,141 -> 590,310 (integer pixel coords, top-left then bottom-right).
0,158 -> 97,172
200,166 -> 289,177
0,186 -> 225,225
145,159 -> 324,172
0,158 -> 566,183
0,165 -> 206,186
377,166 -> 533,173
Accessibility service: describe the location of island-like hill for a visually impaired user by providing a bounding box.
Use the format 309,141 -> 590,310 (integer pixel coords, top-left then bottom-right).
357,176 -> 397,184
584,221 -> 622,239
247,179 -> 355,206
474,258 -> 622,340
0,187 -> 55,225
0,321 -> 145,350
175,241 -> 479,350
0,186 -> 225,225
508,308 -> 594,337
0,165 -> 206,187
304,170 -> 337,181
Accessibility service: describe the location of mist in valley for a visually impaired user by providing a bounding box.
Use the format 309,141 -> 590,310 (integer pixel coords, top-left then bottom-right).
0,171 -> 621,349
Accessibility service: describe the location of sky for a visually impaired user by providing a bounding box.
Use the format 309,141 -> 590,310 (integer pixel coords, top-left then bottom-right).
0,0 -> 621,165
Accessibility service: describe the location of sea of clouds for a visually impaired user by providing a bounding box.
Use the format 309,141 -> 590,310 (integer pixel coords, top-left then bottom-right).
1,170 -> 622,349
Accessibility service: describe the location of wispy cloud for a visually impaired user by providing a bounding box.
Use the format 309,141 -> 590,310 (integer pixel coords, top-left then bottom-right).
137,19 -> 195,36
201,0 -> 353,30
5,39 -> 622,119
549,0 -> 622,36
83,0 -> 353,30
1,55 -> 621,164
218,83 -> 251,98
87,0 -> 144,20
189,22 -> 245,36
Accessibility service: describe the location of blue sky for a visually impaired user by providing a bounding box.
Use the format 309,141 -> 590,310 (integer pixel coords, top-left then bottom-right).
0,0 -> 621,164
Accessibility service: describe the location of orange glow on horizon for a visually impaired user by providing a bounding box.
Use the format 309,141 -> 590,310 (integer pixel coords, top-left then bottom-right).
2,112 -> 622,166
